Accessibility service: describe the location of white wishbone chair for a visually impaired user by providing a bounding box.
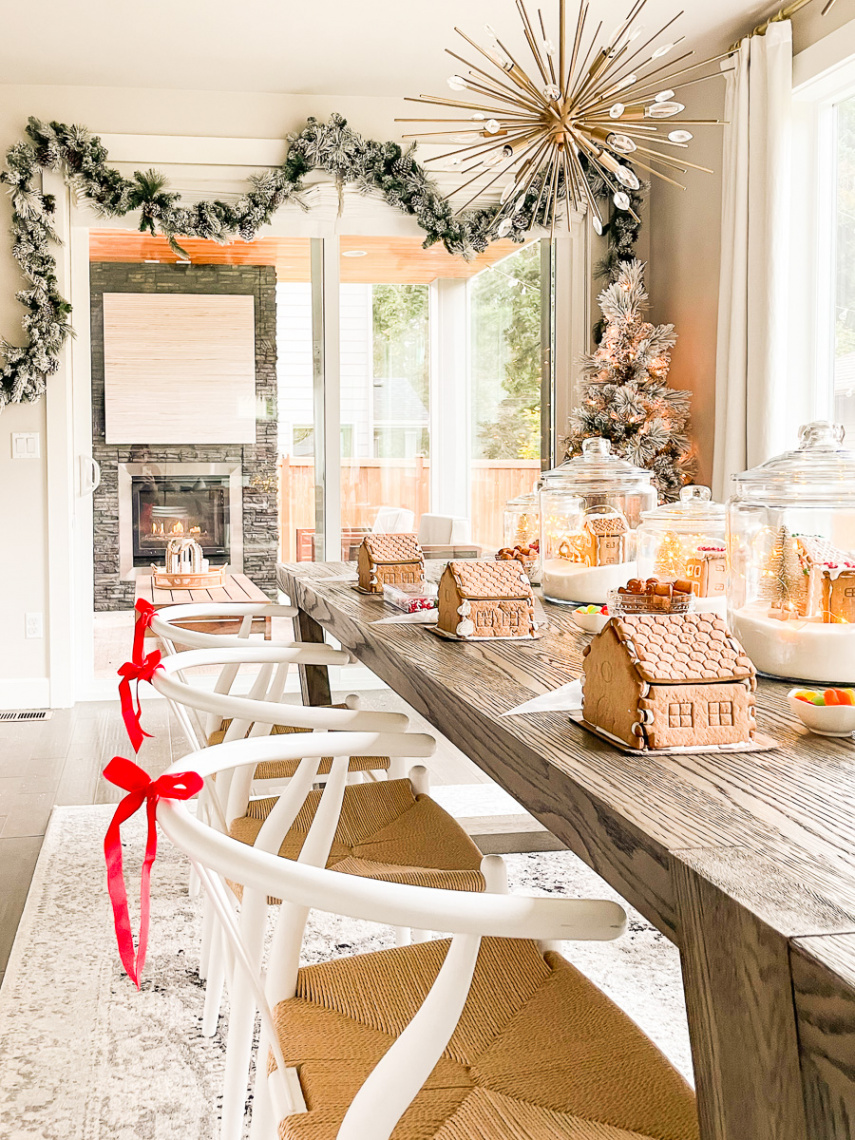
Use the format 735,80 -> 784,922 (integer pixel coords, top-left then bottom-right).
152,645 -> 415,1025
158,729 -> 483,1140
158,736 -> 698,1140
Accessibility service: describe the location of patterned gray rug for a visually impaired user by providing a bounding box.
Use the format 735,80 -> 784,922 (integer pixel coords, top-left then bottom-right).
0,805 -> 692,1140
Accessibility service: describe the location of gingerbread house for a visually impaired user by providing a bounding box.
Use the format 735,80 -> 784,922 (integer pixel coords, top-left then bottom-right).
357,534 -> 425,594
795,535 -> 855,623
684,545 -> 727,598
575,511 -> 630,567
582,612 -> 756,750
437,560 -> 536,640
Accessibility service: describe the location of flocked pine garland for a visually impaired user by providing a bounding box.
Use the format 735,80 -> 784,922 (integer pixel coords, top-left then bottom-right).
0,114 -> 642,410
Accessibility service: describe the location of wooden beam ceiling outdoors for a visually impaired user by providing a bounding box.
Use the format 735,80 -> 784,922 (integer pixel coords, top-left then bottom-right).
88,231 -> 527,284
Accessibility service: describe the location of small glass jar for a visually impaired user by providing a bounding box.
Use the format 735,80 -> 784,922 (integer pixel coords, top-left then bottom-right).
636,486 -> 727,615
503,491 -> 540,550
728,421 -> 855,684
540,437 -> 657,604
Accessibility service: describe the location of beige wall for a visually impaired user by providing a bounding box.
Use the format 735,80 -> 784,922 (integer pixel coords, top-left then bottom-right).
0,84 -> 410,702
646,3 -> 855,486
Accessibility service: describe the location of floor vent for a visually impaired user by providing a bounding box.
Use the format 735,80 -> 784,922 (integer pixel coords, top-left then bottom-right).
0,710 -> 52,722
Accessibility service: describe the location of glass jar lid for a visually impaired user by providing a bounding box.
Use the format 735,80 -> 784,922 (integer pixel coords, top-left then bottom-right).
640,485 -> 725,532
506,489 -> 539,509
731,421 -> 855,505
540,437 -> 656,494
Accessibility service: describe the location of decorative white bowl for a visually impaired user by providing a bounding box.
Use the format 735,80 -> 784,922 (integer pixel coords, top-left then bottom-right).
572,608 -> 611,635
787,689 -> 855,737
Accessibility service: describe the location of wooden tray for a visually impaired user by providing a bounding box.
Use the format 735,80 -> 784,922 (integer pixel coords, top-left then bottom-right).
567,709 -> 777,755
152,565 -> 227,590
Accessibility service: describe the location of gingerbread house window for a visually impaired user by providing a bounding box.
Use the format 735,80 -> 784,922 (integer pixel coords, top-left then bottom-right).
708,701 -> 734,727
668,702 -> 694,729
846,587 -> 855,598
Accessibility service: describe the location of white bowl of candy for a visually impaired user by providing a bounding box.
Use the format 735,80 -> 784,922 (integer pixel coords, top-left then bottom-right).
572,604 -> 610,634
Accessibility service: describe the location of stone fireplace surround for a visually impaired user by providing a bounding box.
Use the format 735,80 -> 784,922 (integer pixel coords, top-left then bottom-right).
90,262 -> 278,610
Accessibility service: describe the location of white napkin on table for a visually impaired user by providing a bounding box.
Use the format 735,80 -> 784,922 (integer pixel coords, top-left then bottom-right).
501,678 -> 583,715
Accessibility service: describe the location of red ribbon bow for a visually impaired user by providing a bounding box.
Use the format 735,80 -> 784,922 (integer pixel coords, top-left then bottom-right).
118,651 -> 164,753
103,756 -> 203,987
133,599 -> 158,665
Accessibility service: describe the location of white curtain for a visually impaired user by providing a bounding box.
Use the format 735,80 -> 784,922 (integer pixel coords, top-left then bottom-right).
713,21 -> 794,500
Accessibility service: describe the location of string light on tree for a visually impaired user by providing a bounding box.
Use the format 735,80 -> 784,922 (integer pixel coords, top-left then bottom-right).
565,258 -> 695,500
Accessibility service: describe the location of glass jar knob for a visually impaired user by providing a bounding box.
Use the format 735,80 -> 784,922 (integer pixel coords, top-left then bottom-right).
679,485 -> 711,504
798,420 -> 845,449
582,437 -> 611,457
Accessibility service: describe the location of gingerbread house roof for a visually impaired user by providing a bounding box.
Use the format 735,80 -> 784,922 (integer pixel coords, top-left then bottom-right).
584,514 -> 629,537
445,560 -> 533,600
606,613 -> 754,684
362,534 -> 423,566
796,535 -> 855,569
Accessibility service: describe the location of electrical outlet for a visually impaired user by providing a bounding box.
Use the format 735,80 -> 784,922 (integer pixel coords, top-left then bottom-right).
25,612 -> 43,639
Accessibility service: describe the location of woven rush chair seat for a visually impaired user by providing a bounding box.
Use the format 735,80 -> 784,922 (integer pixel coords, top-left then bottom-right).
228,779 -> 485,902
208,706 -> 391,778
272,937 -> 698,1140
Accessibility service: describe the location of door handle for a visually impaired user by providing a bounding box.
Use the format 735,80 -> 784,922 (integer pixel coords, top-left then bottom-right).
79,456 -> 101,495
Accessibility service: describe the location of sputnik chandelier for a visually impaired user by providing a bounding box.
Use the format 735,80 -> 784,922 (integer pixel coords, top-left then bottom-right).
399,0 -> 731,237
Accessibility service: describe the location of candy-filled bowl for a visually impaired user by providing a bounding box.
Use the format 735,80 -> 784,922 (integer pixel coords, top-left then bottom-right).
787,689 -> 855,737
571,605 -> 611,634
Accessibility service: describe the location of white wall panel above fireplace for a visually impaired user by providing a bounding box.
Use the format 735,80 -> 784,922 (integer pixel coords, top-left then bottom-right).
103,293 -> 256,443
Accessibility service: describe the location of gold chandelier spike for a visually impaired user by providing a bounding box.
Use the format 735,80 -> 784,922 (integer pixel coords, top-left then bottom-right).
400,0 -> 731,237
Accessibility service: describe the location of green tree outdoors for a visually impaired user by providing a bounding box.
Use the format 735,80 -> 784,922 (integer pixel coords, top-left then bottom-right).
470,243 -> 542,460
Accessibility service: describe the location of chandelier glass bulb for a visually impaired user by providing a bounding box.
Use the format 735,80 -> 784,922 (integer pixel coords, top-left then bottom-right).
655,90 -> 675,102
615,73 -> 638,91
607,132 -> 637,154
485,119 -> 501,134
615,165 -> 641,190
471,112 -> 485,120
652,42 -> 675,59
669,129 -> 693,143
592,215 -> 604,236
609,103 -> 625,119
501,181 -> 516,202
646,101 -> 685,118
542,38 -> 556,56
447,75 -> 467,91
543,83 -> 562,101
614,191 -> 631,210
497,217 -> 513,237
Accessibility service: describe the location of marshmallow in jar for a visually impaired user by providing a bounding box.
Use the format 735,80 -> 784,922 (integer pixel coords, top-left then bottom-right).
728,420 -> 855,684
636,485 -> 728,618
539,437 -> 657,605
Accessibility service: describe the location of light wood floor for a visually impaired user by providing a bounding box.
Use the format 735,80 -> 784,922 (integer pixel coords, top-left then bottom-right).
0,687 -> 491,989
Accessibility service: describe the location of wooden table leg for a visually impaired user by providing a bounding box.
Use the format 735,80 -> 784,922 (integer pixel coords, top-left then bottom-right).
294,607 -> 332,707
674,860 -> 808,1140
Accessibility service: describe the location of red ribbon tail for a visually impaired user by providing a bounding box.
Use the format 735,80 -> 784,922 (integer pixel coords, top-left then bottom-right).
118,676 -> 148,753
132,600 -> 156,665
103,788 -> 146,987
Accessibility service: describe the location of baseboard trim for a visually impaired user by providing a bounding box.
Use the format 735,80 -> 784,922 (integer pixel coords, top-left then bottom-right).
0,678 -> 51,711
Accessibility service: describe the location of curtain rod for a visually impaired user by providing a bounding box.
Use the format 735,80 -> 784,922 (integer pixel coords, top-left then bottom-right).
738,0 -> 837,46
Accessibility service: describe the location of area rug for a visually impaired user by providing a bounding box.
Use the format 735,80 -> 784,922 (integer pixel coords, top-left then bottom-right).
0,805 -> 692,1140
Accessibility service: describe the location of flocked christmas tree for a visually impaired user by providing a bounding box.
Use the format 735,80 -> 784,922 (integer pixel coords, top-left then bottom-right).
564,259 -> 695,500
761,526 -> 805,615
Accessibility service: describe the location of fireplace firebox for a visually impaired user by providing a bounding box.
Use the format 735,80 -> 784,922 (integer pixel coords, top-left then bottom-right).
118,461 -> 244,580
131,475 -> 230,567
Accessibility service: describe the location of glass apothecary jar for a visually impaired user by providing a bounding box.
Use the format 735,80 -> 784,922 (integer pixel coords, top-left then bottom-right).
637,486 -> 727,616
728,421 -> 855,684
539,437 -> 657,604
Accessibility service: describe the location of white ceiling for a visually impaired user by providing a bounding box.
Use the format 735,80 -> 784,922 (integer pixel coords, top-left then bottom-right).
0,0 -> 784,97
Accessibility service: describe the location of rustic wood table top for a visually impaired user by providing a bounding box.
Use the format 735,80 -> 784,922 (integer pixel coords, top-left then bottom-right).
278,559 -> 855,1140
136,572 -> 272,638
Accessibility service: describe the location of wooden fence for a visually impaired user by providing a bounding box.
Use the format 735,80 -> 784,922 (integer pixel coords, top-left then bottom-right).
278,455 -> 541,560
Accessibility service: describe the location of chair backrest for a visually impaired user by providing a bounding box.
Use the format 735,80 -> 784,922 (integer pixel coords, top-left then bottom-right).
372,506 -> 415,534
158,733 -> 626,1140
417,513 -> 471,545
153,647 -> 409,820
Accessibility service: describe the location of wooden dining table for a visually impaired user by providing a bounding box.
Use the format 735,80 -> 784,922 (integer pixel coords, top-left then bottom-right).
278,560 -> 855,1140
